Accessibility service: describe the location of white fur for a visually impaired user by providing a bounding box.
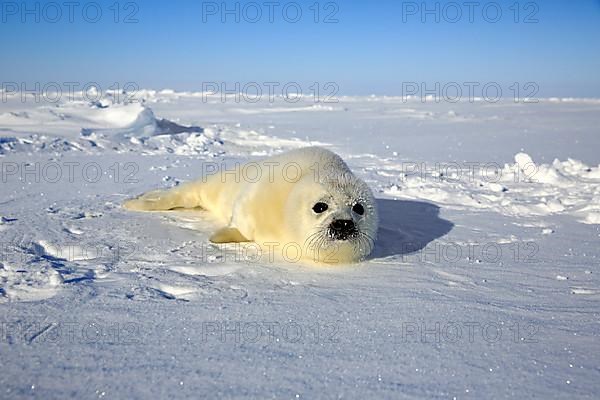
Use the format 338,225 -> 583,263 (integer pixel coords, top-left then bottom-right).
123,147 -> 378,264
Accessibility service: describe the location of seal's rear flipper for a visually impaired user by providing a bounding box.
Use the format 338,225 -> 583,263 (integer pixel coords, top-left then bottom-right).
123,182 -> 205,211
123,190 -> 176,211
210,227 -> 249,243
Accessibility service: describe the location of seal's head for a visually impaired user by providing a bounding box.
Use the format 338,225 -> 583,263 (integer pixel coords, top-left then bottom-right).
285,171 -> 378,264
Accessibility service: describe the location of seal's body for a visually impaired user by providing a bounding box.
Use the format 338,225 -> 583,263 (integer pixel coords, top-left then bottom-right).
124,147 -> 378,264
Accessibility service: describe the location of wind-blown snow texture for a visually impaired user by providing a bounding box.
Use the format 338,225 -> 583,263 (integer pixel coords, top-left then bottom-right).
1,90 -> 599,399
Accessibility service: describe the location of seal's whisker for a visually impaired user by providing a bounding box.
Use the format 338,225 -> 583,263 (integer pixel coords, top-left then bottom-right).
304,229 -> 323,250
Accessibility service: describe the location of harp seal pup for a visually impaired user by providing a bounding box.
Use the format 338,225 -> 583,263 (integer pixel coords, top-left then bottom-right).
123,147 -> 378,264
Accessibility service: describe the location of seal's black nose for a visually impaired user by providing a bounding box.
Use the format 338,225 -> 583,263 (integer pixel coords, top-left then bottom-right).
330,219 -> 356,239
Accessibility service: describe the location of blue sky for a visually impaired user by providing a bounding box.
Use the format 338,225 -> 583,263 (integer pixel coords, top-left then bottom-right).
1,0 -> 599,96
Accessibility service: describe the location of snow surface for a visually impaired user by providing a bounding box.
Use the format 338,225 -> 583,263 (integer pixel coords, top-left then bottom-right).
1,90 -> 599,399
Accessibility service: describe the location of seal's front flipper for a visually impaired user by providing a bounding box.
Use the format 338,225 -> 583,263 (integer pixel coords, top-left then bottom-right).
210,227 -> 249,243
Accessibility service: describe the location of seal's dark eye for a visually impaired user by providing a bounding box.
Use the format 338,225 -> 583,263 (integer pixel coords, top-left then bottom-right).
352,203 -> 365,215
312,202 -> 328,213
